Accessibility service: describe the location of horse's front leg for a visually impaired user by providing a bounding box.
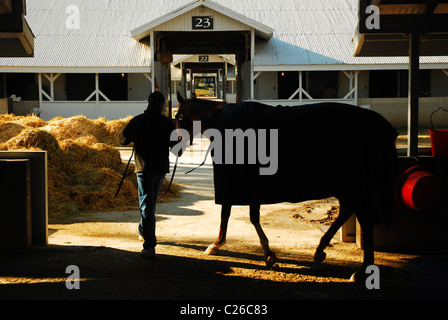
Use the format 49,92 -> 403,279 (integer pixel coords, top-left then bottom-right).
205,204 -> 231,255
250,203 -> 277,268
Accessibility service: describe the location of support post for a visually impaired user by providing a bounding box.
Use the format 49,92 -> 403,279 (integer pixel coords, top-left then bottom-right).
250,28 -> 255,100
95,73 -> 99,118
38,73 -> 42,107
407,33 -> 420,158
150,29 -> 155,93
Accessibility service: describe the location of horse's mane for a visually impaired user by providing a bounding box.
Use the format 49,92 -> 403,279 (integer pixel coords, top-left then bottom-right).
184,98 -> 225,116
186,98 -> 224,107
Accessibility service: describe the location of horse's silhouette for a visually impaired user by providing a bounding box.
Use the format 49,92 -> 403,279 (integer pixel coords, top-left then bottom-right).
175,92 -> 398,282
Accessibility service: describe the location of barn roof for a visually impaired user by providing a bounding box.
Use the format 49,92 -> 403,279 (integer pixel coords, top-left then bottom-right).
0,0 -> 447,72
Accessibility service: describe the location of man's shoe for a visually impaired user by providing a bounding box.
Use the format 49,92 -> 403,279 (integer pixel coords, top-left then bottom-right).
140,248 -> 156,259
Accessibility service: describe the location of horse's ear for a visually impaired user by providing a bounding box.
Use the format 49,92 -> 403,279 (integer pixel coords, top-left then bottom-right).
177,92 -> 185,104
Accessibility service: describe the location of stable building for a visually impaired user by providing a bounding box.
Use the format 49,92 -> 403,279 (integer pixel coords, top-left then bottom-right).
1,0 -> 448,127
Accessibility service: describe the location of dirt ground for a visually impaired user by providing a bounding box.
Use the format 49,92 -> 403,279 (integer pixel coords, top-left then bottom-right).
0,140 -> 433,303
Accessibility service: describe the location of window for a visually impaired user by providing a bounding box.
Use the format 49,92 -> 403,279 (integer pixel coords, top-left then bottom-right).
278,71 -> 302,99
308,71 -> 338,99
4,73 -> 38,100
369,70 -> 397,98
278,71 -> 338,99
398,70 -> 431,97
66,73 -> 95,100
99,73 -> 128,101
369,70 -> 431,98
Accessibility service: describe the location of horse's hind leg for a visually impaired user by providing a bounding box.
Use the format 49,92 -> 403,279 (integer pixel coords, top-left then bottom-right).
250,204 -> 277,268
314,200 -> 354,264
205,204 -> 231,255
350,214 -> 374,283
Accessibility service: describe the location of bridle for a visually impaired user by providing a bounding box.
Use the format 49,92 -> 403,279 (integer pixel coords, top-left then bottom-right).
176,99 -> 215,174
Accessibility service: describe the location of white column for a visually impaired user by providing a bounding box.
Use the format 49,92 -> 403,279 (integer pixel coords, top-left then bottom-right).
250,28 -> 255,100
38,73 -> 43,114
150,29 -> 155,92
95,73 -> 99,118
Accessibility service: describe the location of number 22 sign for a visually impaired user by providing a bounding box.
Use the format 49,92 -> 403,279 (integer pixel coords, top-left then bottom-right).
192,16 -> 213,29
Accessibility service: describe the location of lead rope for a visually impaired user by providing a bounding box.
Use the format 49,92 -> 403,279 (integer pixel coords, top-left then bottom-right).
114,146 -> 134,197
114,147 -> 179,198
161,154 -> 178,197
185,142 -> 212,174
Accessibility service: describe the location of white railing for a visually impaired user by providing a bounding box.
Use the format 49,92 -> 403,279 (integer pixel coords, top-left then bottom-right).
40,101 -> 147,121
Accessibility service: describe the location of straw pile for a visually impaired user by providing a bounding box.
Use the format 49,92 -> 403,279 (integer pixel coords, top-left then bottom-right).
0,114 -> 182,218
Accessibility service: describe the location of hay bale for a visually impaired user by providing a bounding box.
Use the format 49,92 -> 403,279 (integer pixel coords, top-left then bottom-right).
42,115 -> 131,146
14,114 -> 46,128
0,122 -> 25,143
2,128 -> 60,156
0,113 -> 17,125
58,140 -> 123,171
102,116 -> 133,146
0,114 -> 181,218
42,116 -> 104,143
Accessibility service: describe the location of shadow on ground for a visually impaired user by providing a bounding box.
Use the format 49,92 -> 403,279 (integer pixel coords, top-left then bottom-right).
0,242 -> 414,301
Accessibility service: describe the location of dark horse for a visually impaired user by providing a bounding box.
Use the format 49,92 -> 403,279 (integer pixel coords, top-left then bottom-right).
175,92 -> 398,282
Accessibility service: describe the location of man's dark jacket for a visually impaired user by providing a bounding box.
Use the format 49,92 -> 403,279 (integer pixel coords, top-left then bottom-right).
119,109 -> 176,174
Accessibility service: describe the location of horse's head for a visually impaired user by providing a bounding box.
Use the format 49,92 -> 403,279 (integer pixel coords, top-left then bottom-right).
175,92 -> 194,139
176,92 -> 225,143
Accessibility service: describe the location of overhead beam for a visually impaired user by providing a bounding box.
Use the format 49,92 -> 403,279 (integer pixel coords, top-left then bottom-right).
358,13 -> 448,33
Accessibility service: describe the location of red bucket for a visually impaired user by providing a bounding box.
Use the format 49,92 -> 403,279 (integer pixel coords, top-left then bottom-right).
429,129 -> 448,157
396,166 -> 445,213
429,107 -> 448,157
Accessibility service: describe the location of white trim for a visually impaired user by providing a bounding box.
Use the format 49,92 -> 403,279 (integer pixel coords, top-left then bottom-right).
130,0 -> 273,41
254,63 -> 448,72
41,90 -> 53,102
143,72 -> 152,83
0,67 -> 152,73
98,90 -> 110,102
39,101 -> 148,121
343,87 -> 356,100
85,91 -> 96,102
131,0 -> 202,39
2,64 -> 447,74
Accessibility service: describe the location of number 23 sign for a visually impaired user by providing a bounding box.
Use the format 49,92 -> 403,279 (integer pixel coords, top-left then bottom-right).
192,16 -> 214,29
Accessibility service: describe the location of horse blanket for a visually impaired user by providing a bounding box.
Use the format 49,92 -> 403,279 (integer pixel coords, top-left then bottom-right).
211,102 -> 398,207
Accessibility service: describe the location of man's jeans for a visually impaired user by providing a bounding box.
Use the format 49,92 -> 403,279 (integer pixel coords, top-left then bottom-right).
136,171 -> 165,250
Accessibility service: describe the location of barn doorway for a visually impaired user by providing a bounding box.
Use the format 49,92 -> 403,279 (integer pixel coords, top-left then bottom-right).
130,1 -> 273,117
153,30 -> 249,114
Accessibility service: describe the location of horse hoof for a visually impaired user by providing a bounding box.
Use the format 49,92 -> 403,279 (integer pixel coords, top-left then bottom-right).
205,244 -> 219,255
349,270 -> 366,284
313,251 -> 326,265
265,252 -> 277,268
